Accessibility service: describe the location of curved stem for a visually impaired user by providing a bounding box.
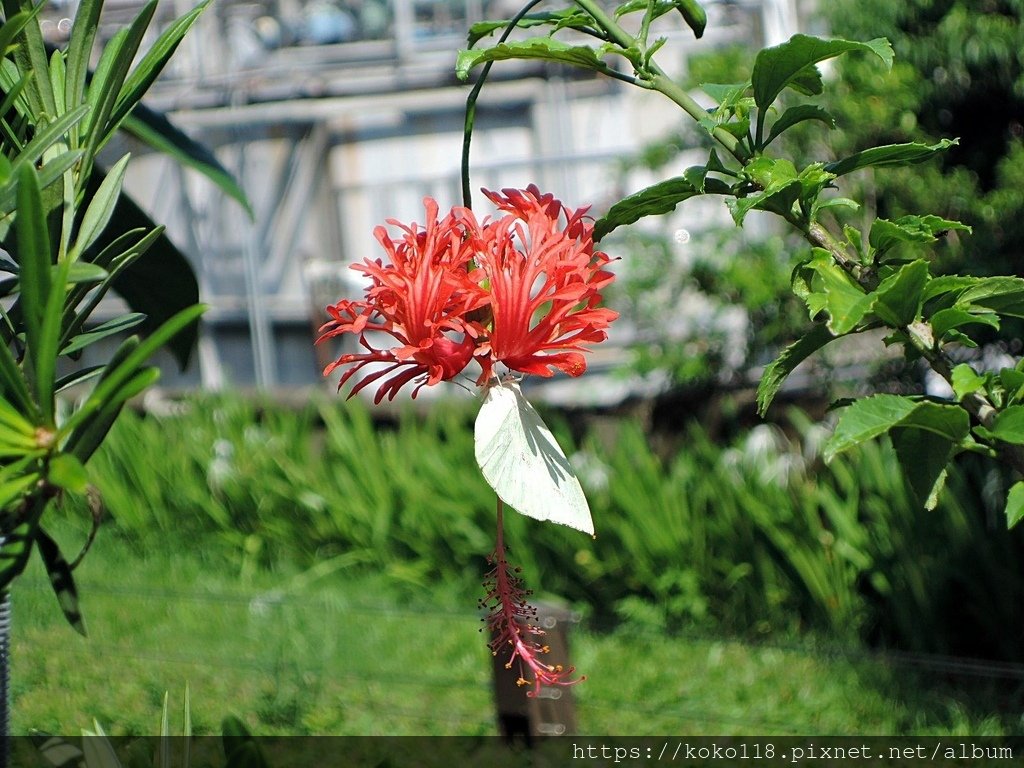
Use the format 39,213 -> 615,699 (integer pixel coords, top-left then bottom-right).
461,0 -> 547,209
571,0 -> 749,162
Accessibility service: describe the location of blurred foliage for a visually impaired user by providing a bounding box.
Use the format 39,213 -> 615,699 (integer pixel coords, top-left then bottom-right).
54,395 -> 1024,662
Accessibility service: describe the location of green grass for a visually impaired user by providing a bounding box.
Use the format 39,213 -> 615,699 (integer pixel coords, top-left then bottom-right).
11,523 -> 1019,737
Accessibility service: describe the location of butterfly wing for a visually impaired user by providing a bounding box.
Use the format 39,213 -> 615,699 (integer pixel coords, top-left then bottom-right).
474,380 -> 594,535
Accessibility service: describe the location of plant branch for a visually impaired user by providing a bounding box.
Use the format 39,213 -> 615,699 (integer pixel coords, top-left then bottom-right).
572,0 -> 749,162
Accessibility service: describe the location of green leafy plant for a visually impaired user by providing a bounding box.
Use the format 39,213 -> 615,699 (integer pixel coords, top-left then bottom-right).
458,0 -> 1024,526
0,0 -> 249,632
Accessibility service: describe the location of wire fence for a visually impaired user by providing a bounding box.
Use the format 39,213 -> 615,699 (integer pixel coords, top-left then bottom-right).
12,575 -> 1024,736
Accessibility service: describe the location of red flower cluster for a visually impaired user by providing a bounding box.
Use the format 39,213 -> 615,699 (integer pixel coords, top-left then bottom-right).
316,186 -> 617,401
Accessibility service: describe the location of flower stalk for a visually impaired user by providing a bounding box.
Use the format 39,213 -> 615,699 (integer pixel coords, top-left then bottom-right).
480,499 -> 584,696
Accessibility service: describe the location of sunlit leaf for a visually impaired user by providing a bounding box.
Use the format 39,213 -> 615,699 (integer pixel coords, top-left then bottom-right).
827,139 -> 957,177
752,35 -> 892,110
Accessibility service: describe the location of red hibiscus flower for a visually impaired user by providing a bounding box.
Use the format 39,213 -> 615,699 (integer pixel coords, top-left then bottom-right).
471,185 -> 618,383
316,198 -> 486,402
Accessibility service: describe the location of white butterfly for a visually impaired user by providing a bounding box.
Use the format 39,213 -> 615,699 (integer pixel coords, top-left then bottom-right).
474,378 -> 594,535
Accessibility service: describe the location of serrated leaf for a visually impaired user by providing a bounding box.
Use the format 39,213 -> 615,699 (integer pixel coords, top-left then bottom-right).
801,252 -> 873,334
752,35 -> 893,111
987,406 -> 1024,445
869,214 -> 971,257
456,37 -> 612,81
951,363 -> 986,401
872,259 -> 930,327
700,82 -> 751,111
826,139 -> 957,177
594,174 -> 729,240
1005,481 -> 1024,529
824,394 -> 970,463
756,323 -> 834,415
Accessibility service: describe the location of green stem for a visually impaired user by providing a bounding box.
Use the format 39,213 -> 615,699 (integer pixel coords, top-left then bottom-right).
572,0 -> 749,162
461,0 -> 547,209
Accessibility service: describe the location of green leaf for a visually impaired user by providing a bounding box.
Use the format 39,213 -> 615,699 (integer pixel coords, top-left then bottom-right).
1005,481 -> 1024,529
763,105 -> 835,148
700,82 -> 752,112
951,363 -> 987,401
36,527 -> 86,635
956,276 -> 1024,319
106,0 -> 211,138
82,168 -> 200,368
0,8 -> 38,62
594,174 -> 730,240
869,214 -> 971,257
986,406 -> 1024,445
872,259 -> 930,327
891,426 -> 953,510
65,366 -> 160,463
824,394 -> 970,463
468,10 -> 595,48
799,250 -> 873,334
15,164 -> 51,380
82,1 -> 157,174
122,108 -> 252,218
0,337 -> 34,417
48,453 -> 89,495
751,35 -> 893,111
69,154 -> 130,261
64,0 -> 104,119
62,304 -> 205,438
756,323 -> 835,416
456,38 -> 612,81
61,313 -> 146,356
3,0 -> 57,117
929,307 -> 999,340
826,139 -> 957,177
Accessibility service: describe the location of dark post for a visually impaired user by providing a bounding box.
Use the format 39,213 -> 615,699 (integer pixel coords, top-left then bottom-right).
491,602 -> 578,745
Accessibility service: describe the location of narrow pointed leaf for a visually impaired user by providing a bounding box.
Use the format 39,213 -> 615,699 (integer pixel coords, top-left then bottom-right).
64,0 -> 104,117
70,154 -> 130,261
108,0 -> 211,136
61,313 -> 146,356
2,0 -> 56,116
15,164 -> 51,371
468,10 -> 595,48
122,108 -> 251,217
83,166 -> 200,367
